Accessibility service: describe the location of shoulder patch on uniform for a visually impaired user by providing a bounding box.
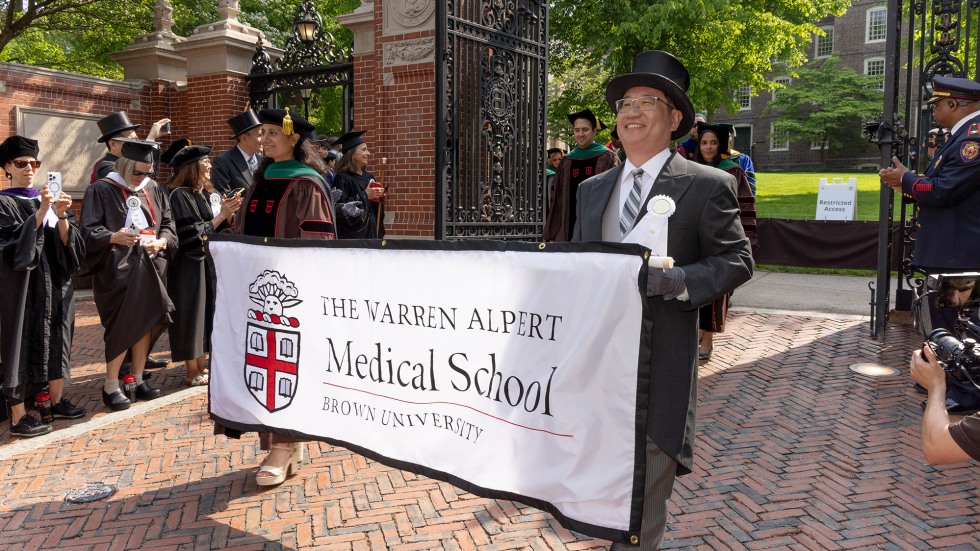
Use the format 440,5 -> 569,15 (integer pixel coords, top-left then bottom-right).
969,123 -> 980,137
960,140 -> 980,162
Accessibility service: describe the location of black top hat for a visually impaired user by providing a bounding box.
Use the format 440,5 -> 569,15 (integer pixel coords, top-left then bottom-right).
335,130 -> 368,154
97,112 -> 141,143
115,138 -> 158,164
605,50 -> 696,141
257,108 -> 316,139
0,135 -> 40,165
696,123 -> 734,157
566,109 -> 607,131
228,110 -> 262,139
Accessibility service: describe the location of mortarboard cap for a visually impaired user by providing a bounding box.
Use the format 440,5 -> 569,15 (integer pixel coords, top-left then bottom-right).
257,108 -> 316,139
335,130 -> 368,154
0,135 -> 40,165
116,138 -> 159,164
696,123 -> 734,156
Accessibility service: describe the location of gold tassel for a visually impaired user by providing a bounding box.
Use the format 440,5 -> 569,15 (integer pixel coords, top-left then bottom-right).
187,139 -> 192,146
282,107 -> 294,136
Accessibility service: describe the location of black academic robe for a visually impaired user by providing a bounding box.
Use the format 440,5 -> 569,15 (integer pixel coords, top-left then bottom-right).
81,178 -> 177,362
167,187 -> 227,362
543,144 -> 618,242
0,194 -> 85,400
334,170 -> 384,239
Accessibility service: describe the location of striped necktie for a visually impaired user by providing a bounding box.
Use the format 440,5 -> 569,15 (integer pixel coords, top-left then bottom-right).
247,155 -> 259,173
620,168 -> 644,235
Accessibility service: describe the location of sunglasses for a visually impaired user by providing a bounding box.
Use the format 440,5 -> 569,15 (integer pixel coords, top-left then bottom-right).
10,160 -> 41,170
131,169 -> 152,177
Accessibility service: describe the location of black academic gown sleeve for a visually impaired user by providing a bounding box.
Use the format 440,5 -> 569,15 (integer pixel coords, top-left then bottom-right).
334,170 -> 384,239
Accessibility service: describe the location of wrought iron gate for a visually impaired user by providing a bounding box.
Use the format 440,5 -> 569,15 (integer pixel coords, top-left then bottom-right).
435,0 -> 549,239
244,1 -> 354,131
871,0 -> 980,338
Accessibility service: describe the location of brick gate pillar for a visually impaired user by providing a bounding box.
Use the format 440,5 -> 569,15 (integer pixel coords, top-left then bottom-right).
339,0 -> 436,238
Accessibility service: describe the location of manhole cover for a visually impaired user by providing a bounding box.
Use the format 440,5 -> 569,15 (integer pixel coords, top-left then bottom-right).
849,363 -> 901,377
64,482 -> 117,504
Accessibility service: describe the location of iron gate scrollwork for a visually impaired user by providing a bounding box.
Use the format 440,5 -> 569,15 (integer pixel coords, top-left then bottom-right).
435,0 -> 548,239
245,0 -> 354,130
871,0 -> 980,338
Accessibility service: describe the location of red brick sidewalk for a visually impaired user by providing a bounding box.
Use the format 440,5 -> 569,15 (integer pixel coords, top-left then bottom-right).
1,297 -> 978,550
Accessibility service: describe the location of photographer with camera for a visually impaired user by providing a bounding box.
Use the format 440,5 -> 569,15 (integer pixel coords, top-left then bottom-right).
911,345 -> 980,463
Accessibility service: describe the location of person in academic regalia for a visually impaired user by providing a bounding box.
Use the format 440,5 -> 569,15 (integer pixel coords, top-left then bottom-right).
228,108 -> 335,487
232,108 -> 336,240
693,122 -> 757,361
89,112 -> 170,184
211,110 -> 264,196
163,140 -> 241,387
673,112 -> 707,160
332,130 -> 386,239
0,136 -> 87,437
81,139 -> 176,412
542,109 -> 618,241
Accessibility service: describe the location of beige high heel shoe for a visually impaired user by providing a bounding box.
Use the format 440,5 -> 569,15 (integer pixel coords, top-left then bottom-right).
255,442 -> 305,487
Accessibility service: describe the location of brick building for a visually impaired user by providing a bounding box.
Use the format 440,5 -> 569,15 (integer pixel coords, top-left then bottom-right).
713,0 -> 891,171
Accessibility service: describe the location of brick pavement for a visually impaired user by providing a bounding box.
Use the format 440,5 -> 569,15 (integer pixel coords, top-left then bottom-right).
1,296 -> 979,550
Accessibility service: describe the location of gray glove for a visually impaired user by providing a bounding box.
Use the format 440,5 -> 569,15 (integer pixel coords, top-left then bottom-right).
341,201 -> 364,218
330,187 -> 343,203
646,266 -> 687,300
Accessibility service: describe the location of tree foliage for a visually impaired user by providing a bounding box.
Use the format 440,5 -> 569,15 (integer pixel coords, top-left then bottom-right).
547,0 -> 852,141
767,55 -> 883,163
0,0 -> 358,79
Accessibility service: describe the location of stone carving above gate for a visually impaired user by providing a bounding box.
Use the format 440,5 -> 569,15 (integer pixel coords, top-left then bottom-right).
384,0 -> 435,35
383,38 -> 435,67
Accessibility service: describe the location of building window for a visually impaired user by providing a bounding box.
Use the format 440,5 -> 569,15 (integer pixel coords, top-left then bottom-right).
866,7 -> 887,43
735,86 -> 752,110
772,77 -> 791,101
770,123 -> 790,151
811,139 -> 825,150
815,26 -> 834,58
865,57 -> 885,90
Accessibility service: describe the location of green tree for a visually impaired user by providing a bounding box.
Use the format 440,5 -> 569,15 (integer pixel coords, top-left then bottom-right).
548,0 -> 852,139
0,0 -> 357,79
767,55 -> 883,164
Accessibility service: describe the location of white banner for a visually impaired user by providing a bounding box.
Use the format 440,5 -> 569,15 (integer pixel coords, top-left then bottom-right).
208,237 -> 650,542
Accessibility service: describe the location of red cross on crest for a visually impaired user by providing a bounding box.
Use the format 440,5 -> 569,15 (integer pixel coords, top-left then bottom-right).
244,322 -> 300,412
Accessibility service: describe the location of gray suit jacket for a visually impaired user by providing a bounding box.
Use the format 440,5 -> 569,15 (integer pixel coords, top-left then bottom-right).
573,152 -> 753,473
211,147 -> 255,195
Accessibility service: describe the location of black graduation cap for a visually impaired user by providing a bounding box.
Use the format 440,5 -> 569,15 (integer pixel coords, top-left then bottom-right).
161,138 -> 212,170
0,135 -> 40,165
97,111 -> 140,143
257,108 -> 316,139
161,139 -> 190,165
227,110 -> 262,139
566,109 -> 607,131
335,130 -> 367,154
116,138 -> 159,164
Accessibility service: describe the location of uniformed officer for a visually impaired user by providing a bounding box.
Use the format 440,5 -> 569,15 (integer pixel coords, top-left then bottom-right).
880,75 -> 980,410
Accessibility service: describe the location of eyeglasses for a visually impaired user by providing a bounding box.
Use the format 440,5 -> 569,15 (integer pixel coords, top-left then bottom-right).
10,160 -> 41,170
615,96 -> 675,113
131,169 -> 152,177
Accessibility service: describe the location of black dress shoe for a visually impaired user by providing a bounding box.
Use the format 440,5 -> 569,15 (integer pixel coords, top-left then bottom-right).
145,357 -> 169,369
102,389 -> 132,411
51,398 -> 86,419
135,382 -> 161,401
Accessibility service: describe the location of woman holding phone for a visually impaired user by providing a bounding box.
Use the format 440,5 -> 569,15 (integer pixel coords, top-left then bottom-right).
0,135 -> 87,436
162,140 -> 241,386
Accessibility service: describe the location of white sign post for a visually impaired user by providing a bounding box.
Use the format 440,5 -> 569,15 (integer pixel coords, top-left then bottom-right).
816,177 -> 858,220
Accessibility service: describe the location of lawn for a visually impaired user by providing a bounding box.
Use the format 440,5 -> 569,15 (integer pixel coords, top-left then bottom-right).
756,171 -> 903,221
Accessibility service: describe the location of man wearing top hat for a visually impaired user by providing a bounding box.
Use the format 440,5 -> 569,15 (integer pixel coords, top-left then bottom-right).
211,110 -> 264,196
573,51 -> 753,549
542,109 -> 618,242
89,112 -> 170,184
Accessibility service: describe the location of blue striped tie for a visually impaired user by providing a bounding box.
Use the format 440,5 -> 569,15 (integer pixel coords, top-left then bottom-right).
620,168 -> 644,234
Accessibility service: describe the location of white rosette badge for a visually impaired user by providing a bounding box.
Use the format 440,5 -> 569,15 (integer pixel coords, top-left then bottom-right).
622,194 -> 675,266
